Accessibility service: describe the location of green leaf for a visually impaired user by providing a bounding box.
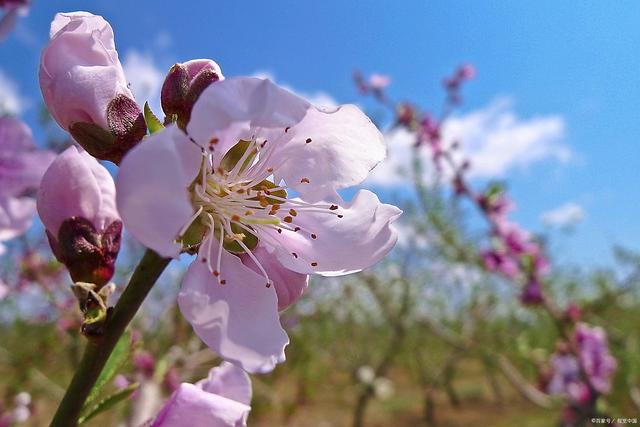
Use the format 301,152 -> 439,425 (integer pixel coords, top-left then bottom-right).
144,102 -> 164,134
79,383 -> 139,424
84,331 -> 132,407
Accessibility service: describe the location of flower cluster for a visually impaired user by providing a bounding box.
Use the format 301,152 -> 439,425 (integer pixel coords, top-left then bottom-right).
353,66 -> 618,422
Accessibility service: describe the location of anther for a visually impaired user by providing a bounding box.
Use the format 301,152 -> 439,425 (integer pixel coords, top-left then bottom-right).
201,258 -> 207,263
306,138 -> 312,144
311,262 -> 318,267
267,167 -> 274,173
292,252 -> 298,258
231,214 -> 241,222
329,205 -> 339,210
284,216 -> 293,223
311,234 -> 317,239
220,279 -> 226,285
337,214 -> 344,218
209,137 -> 219,145
300,178 -> 310,184
294,227 -> 301,232
277,228 -> 282,234
289,209 -> 297,216
285,126 -> 290,133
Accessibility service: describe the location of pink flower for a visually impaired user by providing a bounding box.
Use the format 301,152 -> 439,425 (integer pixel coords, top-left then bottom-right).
39,12 -> 146,163
0,0 -> 29,41
37,146 -> 121,287
368,74 -> 391,90
0,117 -> 55,254
161,59 -> 224,128
117,77 -> 401,372
519,278 -> 543,305
152,362 -> 251,427
575,323 -> 617,394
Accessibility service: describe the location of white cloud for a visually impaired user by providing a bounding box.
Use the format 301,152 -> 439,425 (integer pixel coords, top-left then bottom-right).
445,97 -> 569,178
540,202 -> 585,228
366,97 -> 570,187
0,70 -> 27,115
251,70 -> 338,107
123,50 -> 164,116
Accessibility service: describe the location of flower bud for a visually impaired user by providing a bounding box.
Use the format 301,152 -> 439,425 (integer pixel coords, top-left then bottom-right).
161,59 -> 223,128
39,12 -> 146,164
37,146 -> 121,288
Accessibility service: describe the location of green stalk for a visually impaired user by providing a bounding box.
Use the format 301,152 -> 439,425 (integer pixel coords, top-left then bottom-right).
50,250 -> 171,427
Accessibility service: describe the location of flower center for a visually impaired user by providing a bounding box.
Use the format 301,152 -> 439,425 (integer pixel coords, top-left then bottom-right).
178,133 -> 343,287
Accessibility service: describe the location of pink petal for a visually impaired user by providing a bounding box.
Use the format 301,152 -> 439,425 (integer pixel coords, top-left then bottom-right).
116,125 -> 201,258
183,59 -> 224,81
273,105 -> 386,202
178,237 -> 289,373
0,117 -> 55,197
241,245 -> 308,311
39,12 -> 133,130
264,190 -> 401,276
152,383 -> 250,427
0,196 -> 35,241
196,361 -> 252,406
187,77 -> 309,165
37,146 -> 117,236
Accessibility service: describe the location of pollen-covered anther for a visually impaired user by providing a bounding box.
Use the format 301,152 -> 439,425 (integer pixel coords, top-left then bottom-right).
231,214 -> 241,222
266,167 -> 274,173
300,178 -> 310,184
213,270 -> 220,277
289,209 -> 297,216
283,216 -> 293,223
244,210 -> 253,216
209,137 -> 219,145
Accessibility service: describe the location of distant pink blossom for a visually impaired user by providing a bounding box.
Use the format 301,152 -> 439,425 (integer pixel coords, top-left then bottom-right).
0,117 -> 55,255
152,362 -> 251,427
117,76 -> 401,373
575,323 -> 617,394
0,0 -> 29,41
368,73 -> 391,90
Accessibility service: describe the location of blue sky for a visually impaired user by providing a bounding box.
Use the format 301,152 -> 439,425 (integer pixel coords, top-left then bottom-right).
2,1 -> 640,268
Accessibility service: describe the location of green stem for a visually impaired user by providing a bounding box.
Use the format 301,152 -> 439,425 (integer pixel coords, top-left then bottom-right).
50,250 -> 170,427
